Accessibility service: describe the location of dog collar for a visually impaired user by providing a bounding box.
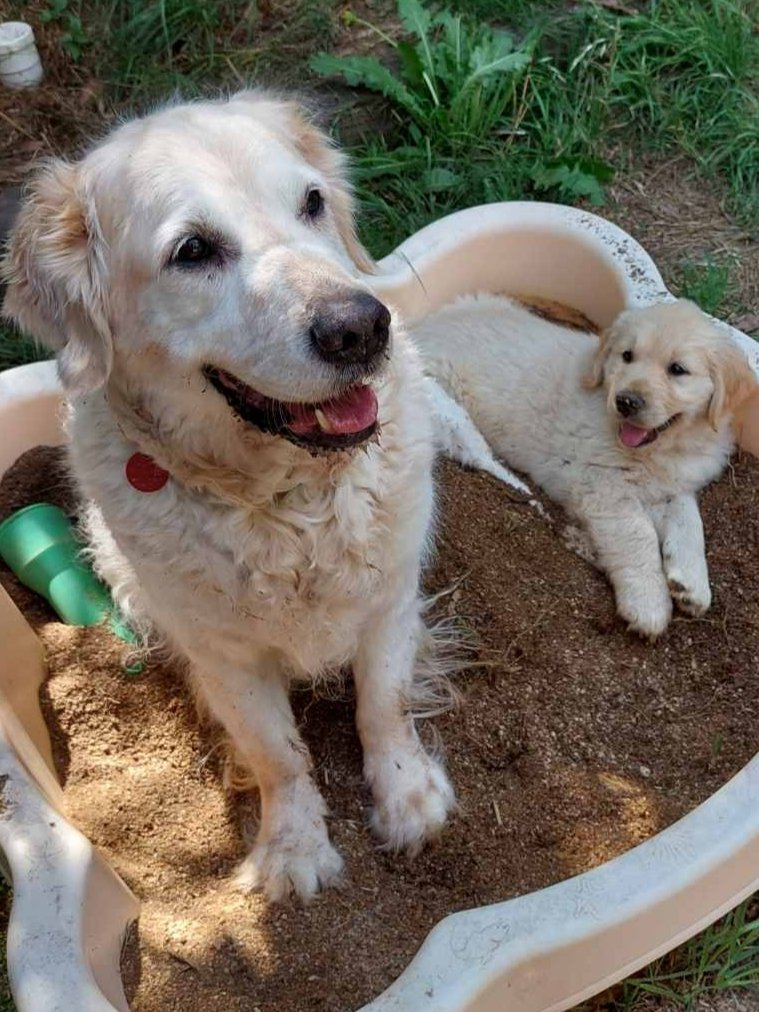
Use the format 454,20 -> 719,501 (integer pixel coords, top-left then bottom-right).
126,452 -> 169,493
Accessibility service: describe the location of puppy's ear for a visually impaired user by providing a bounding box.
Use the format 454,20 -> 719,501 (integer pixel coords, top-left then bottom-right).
583,327 -> 612,389
2,159 -> 112,396
707,340 -> 757,429
284,106 -> 375,275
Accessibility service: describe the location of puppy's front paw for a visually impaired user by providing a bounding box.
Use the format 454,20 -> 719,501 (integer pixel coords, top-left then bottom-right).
234,822 -> 344,902
367,748 -> 455,855
666,566 -> 711,617
617,588 -> 672,640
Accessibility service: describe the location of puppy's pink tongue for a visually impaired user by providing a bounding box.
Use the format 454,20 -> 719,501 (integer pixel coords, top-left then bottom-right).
620,422 -> 652,448
288,385 -> 378,436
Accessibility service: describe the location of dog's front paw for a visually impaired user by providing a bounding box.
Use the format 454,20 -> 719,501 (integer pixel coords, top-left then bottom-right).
367,748 -> 455,855
665,564 -> 711,617
617,587 -> 672,640
234,824 -> 344,903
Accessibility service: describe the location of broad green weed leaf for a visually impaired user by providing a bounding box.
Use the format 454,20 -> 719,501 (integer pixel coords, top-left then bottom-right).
397,0 -> 433,41
398,0 -> 436,78
435,11 -> 466,78
532,158 -> 613,205
397,41 -> 425,89
310,54 -> 423,117
576,157 -> 615,183
466,40 -> 530,85
423,167 -> 461,191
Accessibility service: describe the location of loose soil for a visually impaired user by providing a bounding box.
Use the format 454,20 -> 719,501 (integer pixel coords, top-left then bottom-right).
1,441 -> 758,1012
607,155 -> 759,335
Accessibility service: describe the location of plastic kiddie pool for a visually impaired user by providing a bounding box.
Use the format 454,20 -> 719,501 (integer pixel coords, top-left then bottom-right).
1,202 -> 758,1012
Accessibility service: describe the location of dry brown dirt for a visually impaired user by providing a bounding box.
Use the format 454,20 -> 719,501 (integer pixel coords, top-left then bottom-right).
1,442 -> 757,1012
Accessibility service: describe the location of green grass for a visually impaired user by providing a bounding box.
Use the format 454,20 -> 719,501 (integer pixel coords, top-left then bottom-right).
28,0 -> 340,99
0,322 -> 49,372
673,255 -> 739,318
596,0 -> 758,222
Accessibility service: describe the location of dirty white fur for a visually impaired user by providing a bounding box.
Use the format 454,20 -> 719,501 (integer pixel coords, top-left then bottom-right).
413,296 -> 756,639
2,92 -> 479,901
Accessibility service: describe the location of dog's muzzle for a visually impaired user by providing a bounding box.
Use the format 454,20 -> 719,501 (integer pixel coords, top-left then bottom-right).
203,292 -> 391,452
203,368 -> 381,453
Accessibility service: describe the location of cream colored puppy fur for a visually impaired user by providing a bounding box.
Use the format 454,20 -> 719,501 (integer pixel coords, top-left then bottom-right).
413,296 -> 756,639
2,92 -> 518,902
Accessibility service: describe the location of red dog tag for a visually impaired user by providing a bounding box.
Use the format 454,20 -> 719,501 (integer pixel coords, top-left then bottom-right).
126,453 -> 169,493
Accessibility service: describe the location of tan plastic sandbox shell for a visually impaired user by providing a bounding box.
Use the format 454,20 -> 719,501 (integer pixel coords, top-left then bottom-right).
0,202 -> 758,1012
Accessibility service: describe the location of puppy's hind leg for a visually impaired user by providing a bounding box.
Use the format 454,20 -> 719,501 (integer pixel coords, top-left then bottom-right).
651,494 -> 711,616
354,594 -> 455,855
583,493 -> 672,639
189,653 -> 343,902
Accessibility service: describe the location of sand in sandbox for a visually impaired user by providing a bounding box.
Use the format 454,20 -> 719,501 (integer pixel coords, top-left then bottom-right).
0,444 -> 757,1012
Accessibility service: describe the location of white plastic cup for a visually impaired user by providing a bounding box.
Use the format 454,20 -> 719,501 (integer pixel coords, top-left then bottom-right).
0,22 -> 44,90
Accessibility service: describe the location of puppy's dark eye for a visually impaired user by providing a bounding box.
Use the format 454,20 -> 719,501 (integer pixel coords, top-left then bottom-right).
173,235 -> 216,266
668,361 -> 689,376
304,188 -> 324,221
622,350 -> 634,363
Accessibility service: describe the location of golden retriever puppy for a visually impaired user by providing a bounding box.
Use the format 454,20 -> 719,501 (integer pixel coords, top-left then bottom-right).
3,92 -> 467,901
413,296 -> 756,638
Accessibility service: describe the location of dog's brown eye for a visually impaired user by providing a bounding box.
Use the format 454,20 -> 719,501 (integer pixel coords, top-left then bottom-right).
173,235 -> 215,265
622,350 -> 633,363
668,361 -> 689,376
304,188 -> 324,220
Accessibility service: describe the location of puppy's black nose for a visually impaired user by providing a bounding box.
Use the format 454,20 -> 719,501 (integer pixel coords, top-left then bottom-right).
310,292 -> 390,367
616,391 -> 646,417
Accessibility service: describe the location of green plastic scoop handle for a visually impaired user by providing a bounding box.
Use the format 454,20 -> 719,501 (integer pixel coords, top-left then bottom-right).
0,502 -> 114,626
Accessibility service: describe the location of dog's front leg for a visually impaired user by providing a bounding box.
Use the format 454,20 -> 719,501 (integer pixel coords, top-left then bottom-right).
354,597 -> 455,853
582,494 -> 672,639
189,658 -> 343,902
651,494 -> 711,616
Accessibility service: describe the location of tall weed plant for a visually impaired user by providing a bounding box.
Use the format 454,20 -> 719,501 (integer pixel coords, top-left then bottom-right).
313,1 -> 532,153
313,0 -> 603,252
313,0 -> 758,254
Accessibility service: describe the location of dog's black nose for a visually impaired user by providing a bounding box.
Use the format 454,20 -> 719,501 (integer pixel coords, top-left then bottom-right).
616,391 -> 645,417
310,292 -> 390,367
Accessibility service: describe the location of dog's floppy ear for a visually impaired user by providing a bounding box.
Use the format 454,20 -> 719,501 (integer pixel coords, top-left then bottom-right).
707,339 -> 757,429
2,158 -> 112,396
583,326 -> 613,389
286,107 -> 375,275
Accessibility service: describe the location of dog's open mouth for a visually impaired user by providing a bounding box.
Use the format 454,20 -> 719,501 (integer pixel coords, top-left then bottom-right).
203,366 -> 379,450
618,414 -> 681,448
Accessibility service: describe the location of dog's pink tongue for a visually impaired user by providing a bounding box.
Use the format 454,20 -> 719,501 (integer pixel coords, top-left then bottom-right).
288,385 -> 378,436
321,385 -> 378,434
620,422 -> 652,448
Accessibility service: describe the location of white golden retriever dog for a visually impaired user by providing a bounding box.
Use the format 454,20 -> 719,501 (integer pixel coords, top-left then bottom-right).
2,92 -> 517,901
414,296 -> 756,639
